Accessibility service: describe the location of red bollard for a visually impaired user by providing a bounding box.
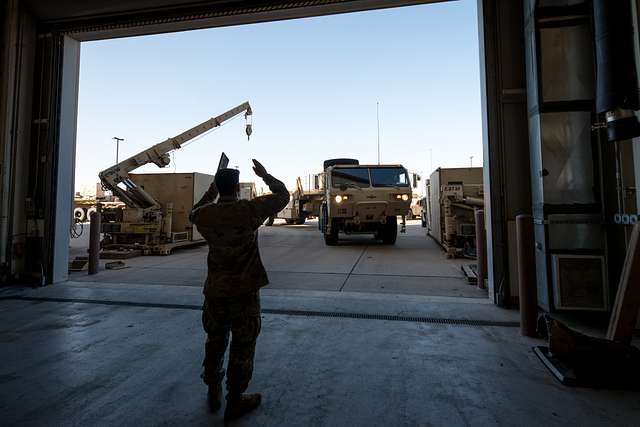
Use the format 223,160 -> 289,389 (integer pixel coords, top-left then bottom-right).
88,210 -> 101,275
516,214 -> 537,337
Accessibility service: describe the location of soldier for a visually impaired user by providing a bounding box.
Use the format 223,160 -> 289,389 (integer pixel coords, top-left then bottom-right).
190,159 -> 289,422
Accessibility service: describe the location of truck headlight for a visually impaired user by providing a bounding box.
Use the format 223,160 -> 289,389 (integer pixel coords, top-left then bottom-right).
334,195 -> 349,203
401,194 -> 409,201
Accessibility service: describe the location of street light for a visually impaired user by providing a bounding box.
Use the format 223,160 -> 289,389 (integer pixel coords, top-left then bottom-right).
376,101 -> 381,165
112,137 -> 124,164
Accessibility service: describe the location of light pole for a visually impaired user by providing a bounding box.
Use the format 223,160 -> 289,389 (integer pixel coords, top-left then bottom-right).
429,148 -> 433,173
376,101 -> 381,165
470,155 -> 474,167
112,137 -> 124,164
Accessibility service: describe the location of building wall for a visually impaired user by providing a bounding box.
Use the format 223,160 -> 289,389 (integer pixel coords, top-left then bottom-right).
633,0 -> 640,328
478,0 -> 531,306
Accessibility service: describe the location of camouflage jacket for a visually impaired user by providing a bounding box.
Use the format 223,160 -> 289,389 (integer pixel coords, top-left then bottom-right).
191,175 -> 289,298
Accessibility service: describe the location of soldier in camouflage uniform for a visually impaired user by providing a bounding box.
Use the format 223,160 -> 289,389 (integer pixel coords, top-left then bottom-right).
190,159 -> 289,422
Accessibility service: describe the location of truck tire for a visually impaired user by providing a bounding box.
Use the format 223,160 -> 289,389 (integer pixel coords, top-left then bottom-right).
421,216 -> 427,228
295,215 -> 306,225
285,219 -> 295,225
382,216 -> 397,245
264,216 -> 275,226
324,219 -> 339,246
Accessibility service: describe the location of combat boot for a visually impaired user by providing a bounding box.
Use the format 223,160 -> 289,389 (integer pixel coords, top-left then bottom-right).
208,382 -> 223,412
224,393 -> 262,422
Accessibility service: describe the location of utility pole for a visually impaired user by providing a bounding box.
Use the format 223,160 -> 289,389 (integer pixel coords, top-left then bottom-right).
429,148 -> 433,174
112,137 -> 124,164
470,155 -> 474,167
377,101 -> 381,165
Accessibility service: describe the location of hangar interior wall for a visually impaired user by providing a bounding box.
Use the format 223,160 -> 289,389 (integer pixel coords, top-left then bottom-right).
0,0 -> 36,283
633,0 -> 640,327
479,0 -> 531,306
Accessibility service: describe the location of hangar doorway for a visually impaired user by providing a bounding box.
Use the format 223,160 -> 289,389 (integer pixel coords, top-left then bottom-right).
16,0 -> 530,308
66,1 -> 488,301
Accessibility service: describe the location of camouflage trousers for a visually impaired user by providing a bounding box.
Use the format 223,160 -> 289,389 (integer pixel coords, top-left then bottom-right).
201,291 -> 261,396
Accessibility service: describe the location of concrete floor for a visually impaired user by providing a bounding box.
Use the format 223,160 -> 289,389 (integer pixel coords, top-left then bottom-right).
3,220 -> 635,426
1,282 -> 639,427
69,220 -> 486,299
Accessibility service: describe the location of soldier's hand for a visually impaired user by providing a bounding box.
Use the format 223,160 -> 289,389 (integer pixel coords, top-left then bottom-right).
252,159 -> 268,179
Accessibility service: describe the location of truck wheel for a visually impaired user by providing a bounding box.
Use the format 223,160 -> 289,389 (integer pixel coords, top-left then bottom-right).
324,219 -> 339,246
382,216 -> 397,245
264,216 -> 275,226
421,217 -> 427,228
285,219 -> 295,225
295,216 -> 306,225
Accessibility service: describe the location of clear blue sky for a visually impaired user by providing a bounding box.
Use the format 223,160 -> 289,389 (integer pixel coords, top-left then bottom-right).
75,0 -> 482,196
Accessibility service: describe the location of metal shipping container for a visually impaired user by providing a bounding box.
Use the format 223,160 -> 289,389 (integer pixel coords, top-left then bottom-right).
129,172 -> 214,241
426,167 -> 484,247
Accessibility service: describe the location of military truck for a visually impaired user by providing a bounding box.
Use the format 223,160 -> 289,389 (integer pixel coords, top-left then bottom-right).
264,177 -> 324,225
318,159 -> 412,245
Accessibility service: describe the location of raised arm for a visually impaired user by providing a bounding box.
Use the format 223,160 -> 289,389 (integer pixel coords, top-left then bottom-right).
194,180 -> 219,210
249,159 -> 289,224
190,178 -> 219,223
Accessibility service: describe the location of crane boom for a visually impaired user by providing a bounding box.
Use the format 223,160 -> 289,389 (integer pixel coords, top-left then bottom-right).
98,102 -> 252,209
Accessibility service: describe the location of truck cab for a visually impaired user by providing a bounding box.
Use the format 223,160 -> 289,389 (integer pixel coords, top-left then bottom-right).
319,159 -> 411,245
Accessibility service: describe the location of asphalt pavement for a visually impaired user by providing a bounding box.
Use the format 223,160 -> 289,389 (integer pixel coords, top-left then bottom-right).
69,219 -> 487,299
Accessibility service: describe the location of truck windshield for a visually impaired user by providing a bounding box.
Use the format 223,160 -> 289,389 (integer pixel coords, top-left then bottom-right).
332,168 -> 370,188
370,167 -> 409,187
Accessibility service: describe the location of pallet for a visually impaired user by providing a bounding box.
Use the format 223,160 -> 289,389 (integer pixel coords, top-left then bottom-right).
105,261 -> 128,270
100,249 -> 143,259
536,315 -> 640,389
68,257 -> 89,272
150,239 -> 207,255
461,264 -> 478,284
100,239 -> 207,257
533,346 -> 578,386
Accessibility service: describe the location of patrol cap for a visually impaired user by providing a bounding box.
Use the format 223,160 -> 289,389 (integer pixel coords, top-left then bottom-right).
215,168 -> 240,196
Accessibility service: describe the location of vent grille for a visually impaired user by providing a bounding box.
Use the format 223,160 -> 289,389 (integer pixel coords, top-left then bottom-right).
262,308 -> 518,327
0,295 -> 519,328
172,231 -> 189,242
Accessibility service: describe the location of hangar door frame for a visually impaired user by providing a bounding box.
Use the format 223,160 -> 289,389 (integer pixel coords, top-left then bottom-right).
32,0 -> 528,306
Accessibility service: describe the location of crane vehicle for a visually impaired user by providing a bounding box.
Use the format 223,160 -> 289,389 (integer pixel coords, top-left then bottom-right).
318,158 -> 412,245
97,102 -> 252,255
